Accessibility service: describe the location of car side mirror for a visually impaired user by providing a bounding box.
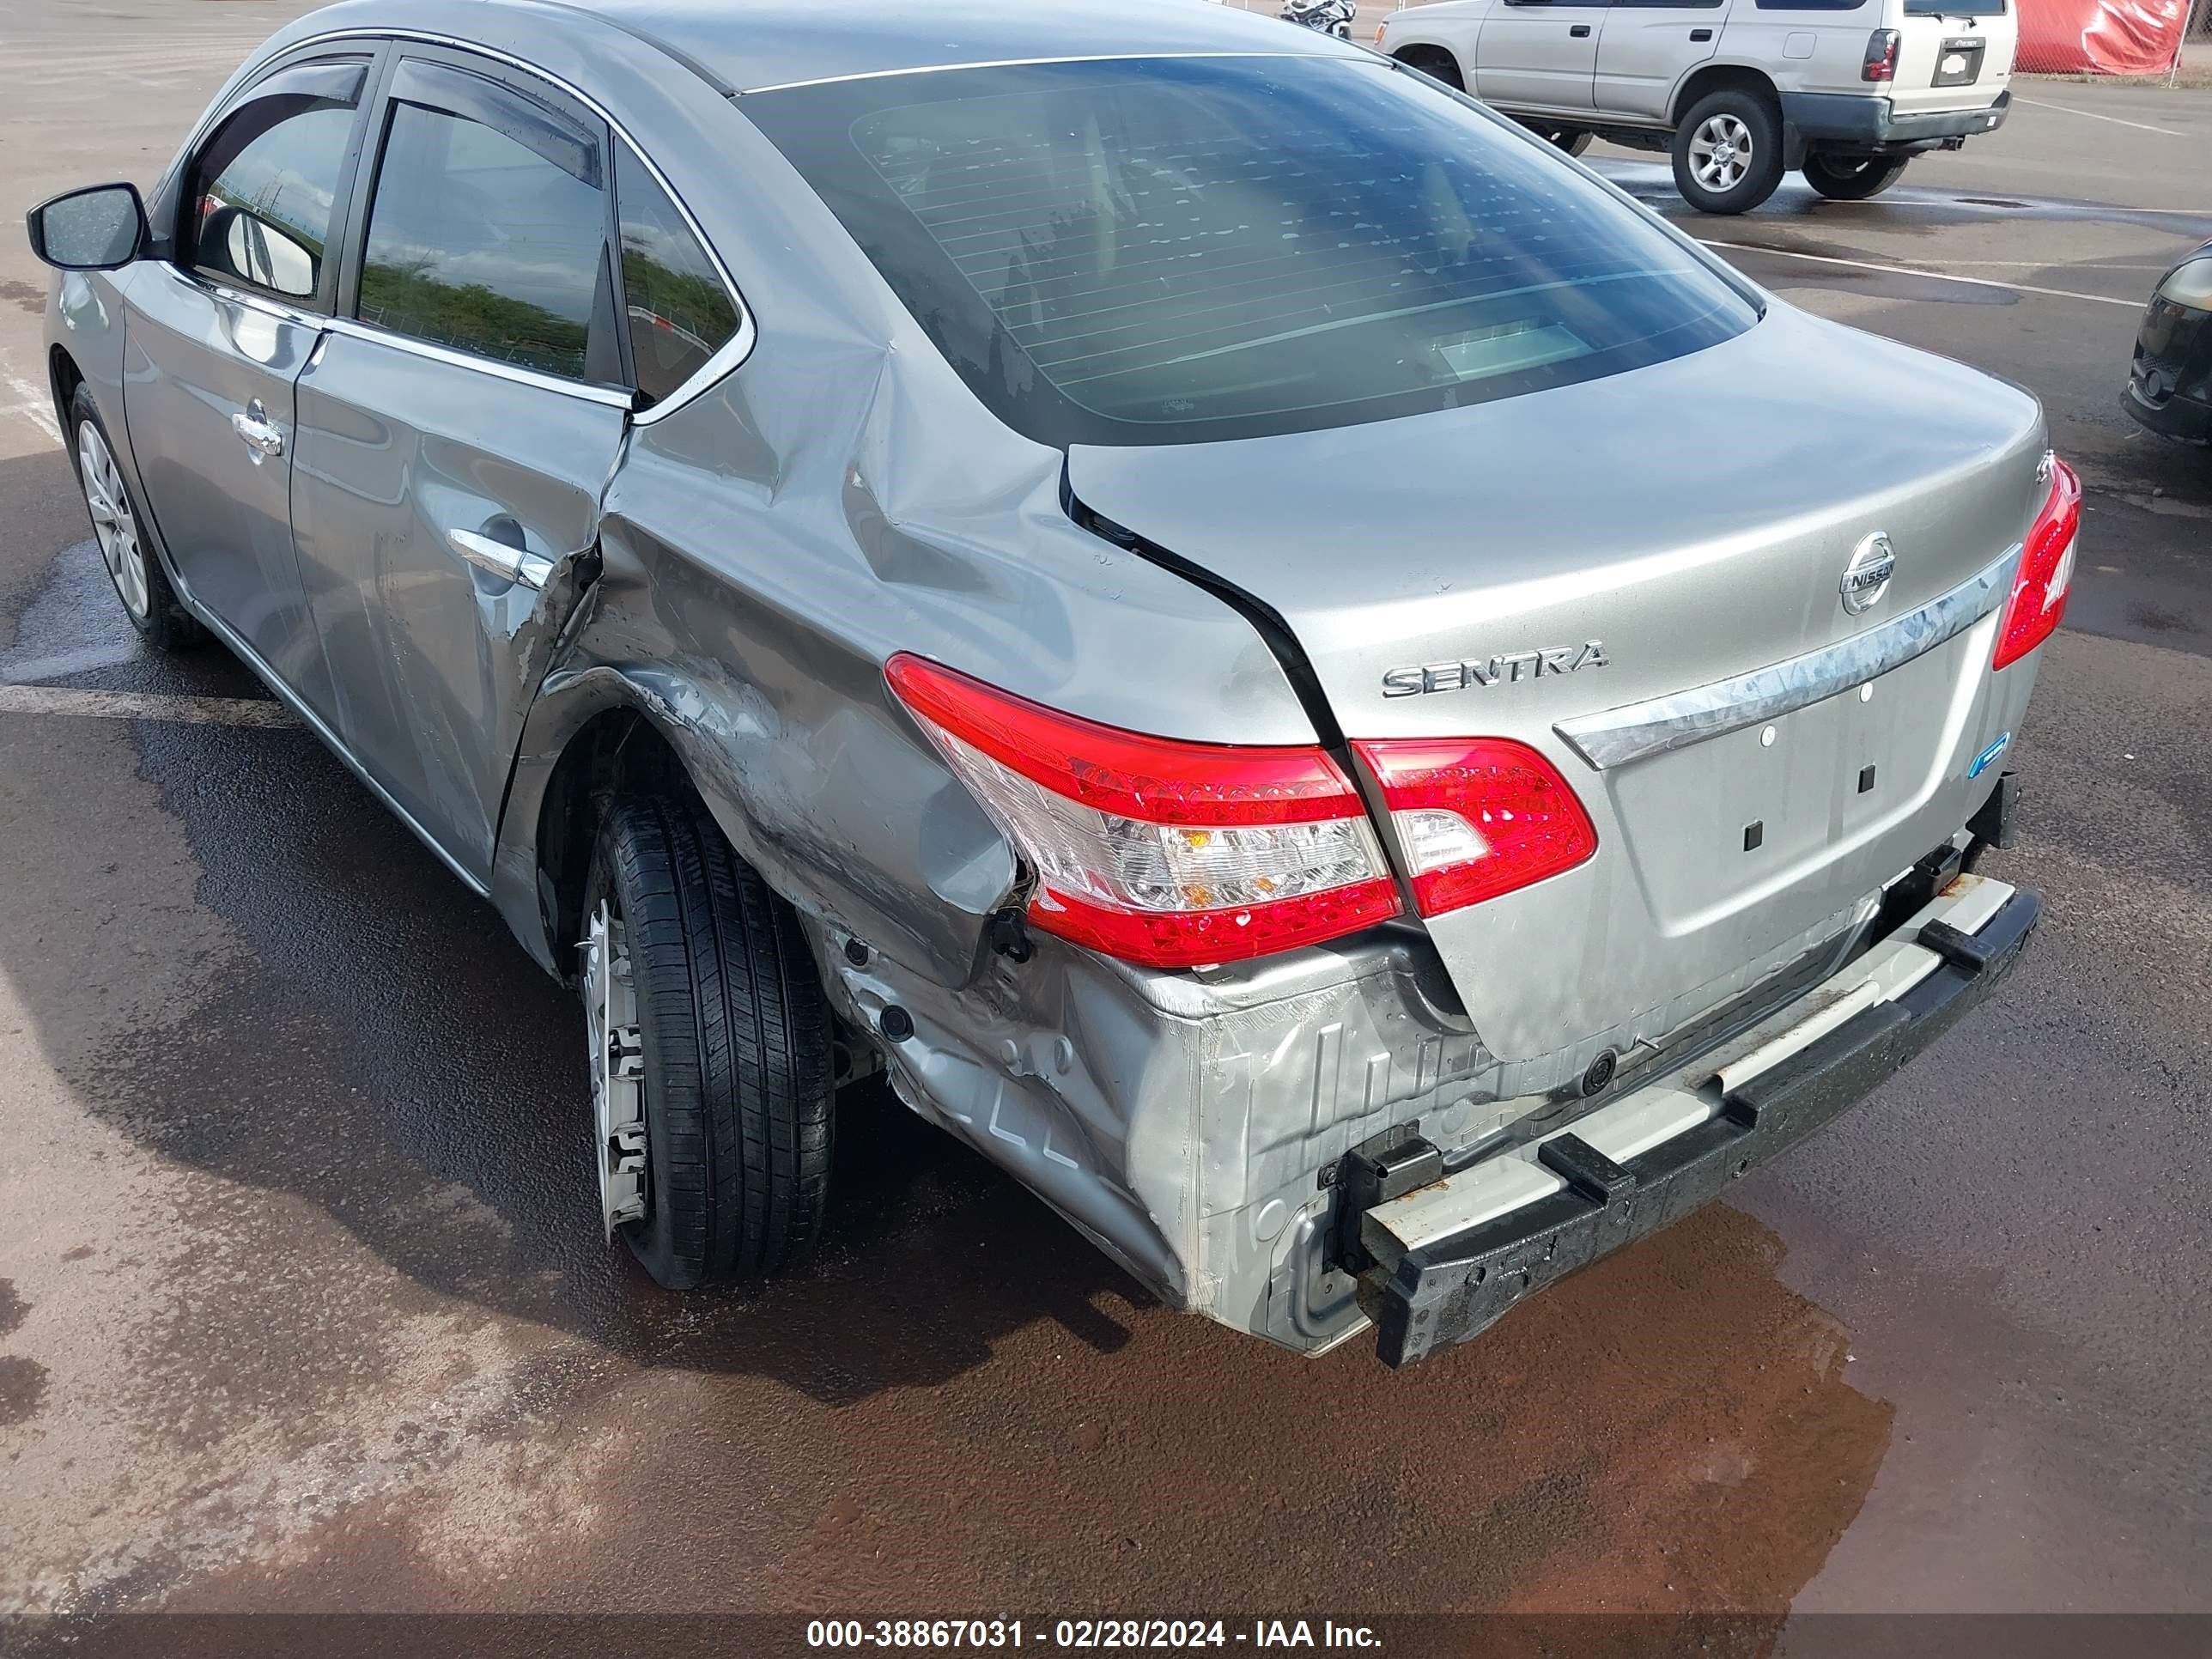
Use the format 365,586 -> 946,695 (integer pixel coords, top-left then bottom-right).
216,206 -> 319,299
26,183 -> 148,271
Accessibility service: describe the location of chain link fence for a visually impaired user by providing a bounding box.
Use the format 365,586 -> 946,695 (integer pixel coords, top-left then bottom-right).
1950,0 -> 2196,78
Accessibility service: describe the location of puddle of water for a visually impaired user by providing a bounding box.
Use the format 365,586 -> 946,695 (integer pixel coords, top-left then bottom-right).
0,538 -> 144,684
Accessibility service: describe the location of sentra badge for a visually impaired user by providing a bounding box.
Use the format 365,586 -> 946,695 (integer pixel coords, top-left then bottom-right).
1382,642 -> 1608,698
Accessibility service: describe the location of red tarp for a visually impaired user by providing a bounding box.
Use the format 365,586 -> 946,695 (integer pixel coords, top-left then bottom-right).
2015,0 -> 2190,75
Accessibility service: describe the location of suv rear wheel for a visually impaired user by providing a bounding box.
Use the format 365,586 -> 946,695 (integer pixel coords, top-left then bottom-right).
1672,88 -> 1785,216
582,792 -> 835,1289
1803,153 -> 1911,201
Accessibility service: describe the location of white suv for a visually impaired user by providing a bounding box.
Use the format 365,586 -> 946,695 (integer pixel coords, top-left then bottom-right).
1376,0 -> 2015,214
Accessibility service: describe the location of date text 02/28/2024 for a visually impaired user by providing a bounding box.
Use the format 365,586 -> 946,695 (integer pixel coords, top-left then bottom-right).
805,1620 -> 1384,1649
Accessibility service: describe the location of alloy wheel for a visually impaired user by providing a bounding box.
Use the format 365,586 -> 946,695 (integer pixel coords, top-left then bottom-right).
583,897 -> 649,1237
1690,113 -> 1754,194
76,421 -> 149,620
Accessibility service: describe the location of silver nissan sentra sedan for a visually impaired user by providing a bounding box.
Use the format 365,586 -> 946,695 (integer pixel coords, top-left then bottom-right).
29,0 -> 2071,1365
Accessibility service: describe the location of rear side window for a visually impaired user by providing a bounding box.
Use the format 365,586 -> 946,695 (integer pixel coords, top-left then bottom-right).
357,65 -> 610,380
744,56 -> 1757,447
187,58 -> 368,301
615,148 -> 742,404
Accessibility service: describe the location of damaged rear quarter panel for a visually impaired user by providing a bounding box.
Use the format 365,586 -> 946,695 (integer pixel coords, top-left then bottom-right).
494,87 -> 1318,991
489,87 -> 1354,1316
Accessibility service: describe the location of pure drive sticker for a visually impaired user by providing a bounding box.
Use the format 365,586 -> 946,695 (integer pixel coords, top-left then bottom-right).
1969,732 -> 2012,780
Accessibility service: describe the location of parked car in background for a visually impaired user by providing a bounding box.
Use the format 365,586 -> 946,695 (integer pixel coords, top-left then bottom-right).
2124,239 -> 2212,446
31,0 -> 2062,1367
1377,0 -> 2016,213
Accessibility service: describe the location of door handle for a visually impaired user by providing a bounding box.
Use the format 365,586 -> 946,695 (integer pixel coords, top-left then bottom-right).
447,527 -> 556,590
1691,27 -> 1713,40
1570,21 -> 1592,34
229,398 -> 284,462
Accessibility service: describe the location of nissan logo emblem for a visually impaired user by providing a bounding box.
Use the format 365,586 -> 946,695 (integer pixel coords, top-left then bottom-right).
1841,532 -> 1897,616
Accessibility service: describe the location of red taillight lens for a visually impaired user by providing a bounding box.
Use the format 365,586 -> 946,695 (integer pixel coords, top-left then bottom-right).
1352,738 -> 1598,917
1863,28 -> 1901,81
886,654 -> 1401,969
1992,456 -> 2081,671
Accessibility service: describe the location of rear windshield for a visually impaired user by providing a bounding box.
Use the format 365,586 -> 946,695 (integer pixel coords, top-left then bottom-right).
742,56 -> 1759,447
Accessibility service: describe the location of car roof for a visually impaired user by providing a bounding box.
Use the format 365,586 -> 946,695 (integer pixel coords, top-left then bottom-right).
578,0 -> 1366,95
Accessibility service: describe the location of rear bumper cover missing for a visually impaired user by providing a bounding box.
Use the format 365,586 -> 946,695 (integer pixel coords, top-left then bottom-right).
1357,876 -> 2041,1368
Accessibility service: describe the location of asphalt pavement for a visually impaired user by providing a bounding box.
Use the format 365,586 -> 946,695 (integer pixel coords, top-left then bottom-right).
1,0 -> 2208,1630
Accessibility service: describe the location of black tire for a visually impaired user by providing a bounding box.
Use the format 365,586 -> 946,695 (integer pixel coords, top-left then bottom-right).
1394,47 -> 1465,92
1671,88 -> 1786,216
1803,153 -> 1911,202
1527,125 -> 1595,157
66,385 -> 201,651
583,792 -> 835,1288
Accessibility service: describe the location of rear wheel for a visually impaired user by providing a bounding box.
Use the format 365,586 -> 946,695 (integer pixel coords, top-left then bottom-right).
1671,88 -> 1785,216
68,386 -> 199,651
581,792 -> 835,1288
1803,153 -> 1911,201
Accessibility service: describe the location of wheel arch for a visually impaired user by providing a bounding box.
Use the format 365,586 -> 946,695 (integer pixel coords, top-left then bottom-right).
521,693 -> 692,987
494,641 -> 1017,1002
1391,42 -> 1468,89
1670,62 -> 1782,130
48,343 -> 85,437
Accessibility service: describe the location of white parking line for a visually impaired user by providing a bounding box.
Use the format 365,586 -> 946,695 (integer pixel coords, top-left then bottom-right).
2014,96 -> 2185,137
1699,240 -> 2146,307
0,684 -> 298,727
1921,259 -> 2172,270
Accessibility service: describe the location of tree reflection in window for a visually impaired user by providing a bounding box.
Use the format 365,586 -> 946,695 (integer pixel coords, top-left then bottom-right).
358,101 -> 603,379
616,147 -> 739,404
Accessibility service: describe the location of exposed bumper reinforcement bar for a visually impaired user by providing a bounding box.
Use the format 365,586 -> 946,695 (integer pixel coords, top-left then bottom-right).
1358,878 -> 2042,1368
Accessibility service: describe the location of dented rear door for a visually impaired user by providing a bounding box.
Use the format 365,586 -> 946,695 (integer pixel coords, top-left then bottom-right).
291,49 -> 629,882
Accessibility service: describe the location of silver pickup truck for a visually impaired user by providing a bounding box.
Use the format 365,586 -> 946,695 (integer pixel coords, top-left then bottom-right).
29,0 -> 2063,1366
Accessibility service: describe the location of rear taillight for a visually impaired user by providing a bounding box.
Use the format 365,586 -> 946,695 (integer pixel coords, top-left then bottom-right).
1352,738 -> 1598,918
886,655 -> 1401,969
1992,455 -> 2081,670
1863,28 -> 1901,81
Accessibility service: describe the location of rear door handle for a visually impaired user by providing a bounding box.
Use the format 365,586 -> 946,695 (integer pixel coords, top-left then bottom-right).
447,527 -> 556,590
1690,27 -> 1713,39
229,399 -> 284,462
1570,22 -> 1592,35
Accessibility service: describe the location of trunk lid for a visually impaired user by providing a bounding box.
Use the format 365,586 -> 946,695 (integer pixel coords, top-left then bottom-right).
1066,306 -> 2049,1061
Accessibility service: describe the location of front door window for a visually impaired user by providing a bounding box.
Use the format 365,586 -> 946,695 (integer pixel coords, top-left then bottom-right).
186,58 -> 367,302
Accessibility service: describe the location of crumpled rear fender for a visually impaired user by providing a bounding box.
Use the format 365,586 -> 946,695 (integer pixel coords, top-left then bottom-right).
490,217 -> 1320,986
482,116 -> 1381,1333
